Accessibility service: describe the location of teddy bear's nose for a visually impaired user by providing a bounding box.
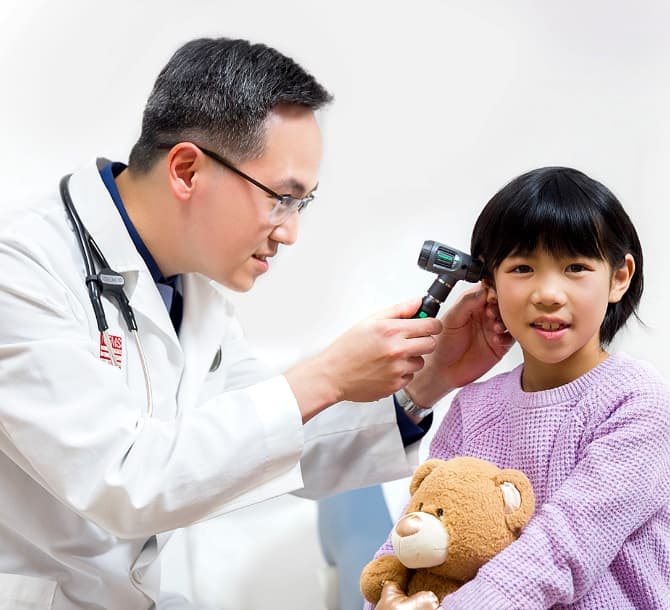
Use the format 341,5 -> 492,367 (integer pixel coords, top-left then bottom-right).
396,513 -> 423,537
392,511 -> 449,569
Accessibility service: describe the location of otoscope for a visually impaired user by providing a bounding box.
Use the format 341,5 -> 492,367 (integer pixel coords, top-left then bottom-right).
413,240 -> 484,318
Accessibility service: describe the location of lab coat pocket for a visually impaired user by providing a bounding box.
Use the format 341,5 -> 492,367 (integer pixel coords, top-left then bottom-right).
0,573 -> 56,609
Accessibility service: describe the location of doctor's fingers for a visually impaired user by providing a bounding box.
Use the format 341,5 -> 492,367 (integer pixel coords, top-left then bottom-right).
402,334 -> 438,358
381,316 -> 442,339
400,356 -> 426,379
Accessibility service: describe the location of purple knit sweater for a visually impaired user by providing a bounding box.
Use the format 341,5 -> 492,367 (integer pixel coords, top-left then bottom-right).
367,353 -> 670,609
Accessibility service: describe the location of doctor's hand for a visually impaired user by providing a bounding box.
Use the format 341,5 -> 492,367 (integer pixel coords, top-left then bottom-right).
375,581 -> 441,610
404,284 -> 513,409
285,298 -> 442,423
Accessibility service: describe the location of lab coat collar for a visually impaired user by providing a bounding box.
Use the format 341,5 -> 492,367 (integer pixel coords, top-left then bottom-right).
66,160 -> 178,343
67,159 -> 145,277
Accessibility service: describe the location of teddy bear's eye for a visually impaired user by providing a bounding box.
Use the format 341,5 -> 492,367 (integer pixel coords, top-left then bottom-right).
418,502 -> 423,511
436,508 -> 444,518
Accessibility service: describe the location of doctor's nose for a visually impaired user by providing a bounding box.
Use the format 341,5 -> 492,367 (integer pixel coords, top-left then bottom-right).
270,210 -> 300,245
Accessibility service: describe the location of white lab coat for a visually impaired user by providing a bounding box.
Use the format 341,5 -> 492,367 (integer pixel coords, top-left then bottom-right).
0,160 -> 415,610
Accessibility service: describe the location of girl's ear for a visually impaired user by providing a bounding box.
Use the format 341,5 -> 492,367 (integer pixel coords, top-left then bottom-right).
481,277 -> 498,303
609,254 -> 635,303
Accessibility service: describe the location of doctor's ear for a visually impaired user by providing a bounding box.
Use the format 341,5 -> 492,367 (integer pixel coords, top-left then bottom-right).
165,143 -> 201,200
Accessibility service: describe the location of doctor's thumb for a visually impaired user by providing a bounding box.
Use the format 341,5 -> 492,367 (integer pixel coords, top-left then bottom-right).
375,298 -> 423,321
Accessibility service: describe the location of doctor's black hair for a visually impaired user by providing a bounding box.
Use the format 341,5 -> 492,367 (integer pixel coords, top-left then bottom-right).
128,37 -> 332,172
470,166 -> 643,346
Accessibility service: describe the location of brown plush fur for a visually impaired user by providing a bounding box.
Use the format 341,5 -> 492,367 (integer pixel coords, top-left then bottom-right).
360,456 -> 535,604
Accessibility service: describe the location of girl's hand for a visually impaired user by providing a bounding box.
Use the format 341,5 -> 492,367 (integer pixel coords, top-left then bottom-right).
405,284 -> 514,407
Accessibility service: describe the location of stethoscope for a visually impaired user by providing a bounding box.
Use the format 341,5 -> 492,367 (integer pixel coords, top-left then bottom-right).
59,174 -> 154,417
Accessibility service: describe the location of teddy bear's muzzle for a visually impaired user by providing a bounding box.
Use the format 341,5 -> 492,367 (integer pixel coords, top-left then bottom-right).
391,512 -> 449,569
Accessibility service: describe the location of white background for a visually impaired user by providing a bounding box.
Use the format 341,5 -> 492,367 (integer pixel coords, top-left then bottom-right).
1,1 -> 669,608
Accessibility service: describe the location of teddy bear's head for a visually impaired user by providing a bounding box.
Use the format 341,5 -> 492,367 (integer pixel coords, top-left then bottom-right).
360,456 -> 535,603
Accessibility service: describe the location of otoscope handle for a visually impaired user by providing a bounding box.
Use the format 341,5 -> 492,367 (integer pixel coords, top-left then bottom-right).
412,275 -> 455,318
413,296 -> 441,319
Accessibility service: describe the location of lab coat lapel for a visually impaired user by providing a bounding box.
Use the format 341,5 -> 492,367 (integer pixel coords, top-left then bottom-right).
126,271 -> 181,347
177,273 -> 228,410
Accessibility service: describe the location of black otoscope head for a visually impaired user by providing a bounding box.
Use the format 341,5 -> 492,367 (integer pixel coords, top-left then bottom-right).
413,240 -> 484,318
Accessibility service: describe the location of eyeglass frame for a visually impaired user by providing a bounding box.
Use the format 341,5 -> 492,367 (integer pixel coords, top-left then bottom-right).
156,143 -> 316,225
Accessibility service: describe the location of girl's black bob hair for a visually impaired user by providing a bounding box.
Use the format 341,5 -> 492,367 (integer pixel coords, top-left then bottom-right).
470,166 -> 643,346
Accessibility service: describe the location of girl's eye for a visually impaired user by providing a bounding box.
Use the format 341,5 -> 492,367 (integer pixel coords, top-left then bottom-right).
566,263 -> 587,273
511,264 -> 532,274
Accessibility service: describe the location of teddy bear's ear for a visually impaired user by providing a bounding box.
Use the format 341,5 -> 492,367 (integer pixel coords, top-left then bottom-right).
409,459 -> 445,496
495,469 -> 536,535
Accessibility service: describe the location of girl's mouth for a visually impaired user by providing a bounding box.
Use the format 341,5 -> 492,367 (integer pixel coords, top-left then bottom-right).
530,321 -> 570,340
531,321 -> 568,331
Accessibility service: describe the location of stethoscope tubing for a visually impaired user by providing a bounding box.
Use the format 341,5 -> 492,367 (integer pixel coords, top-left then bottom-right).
60,174 -> 154,417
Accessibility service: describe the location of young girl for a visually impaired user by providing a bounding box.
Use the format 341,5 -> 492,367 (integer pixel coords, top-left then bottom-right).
368,166 -> 670,609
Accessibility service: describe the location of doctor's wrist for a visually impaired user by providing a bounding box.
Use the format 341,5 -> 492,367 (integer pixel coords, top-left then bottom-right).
284,354 -> 341,425
394,386 -> 434,423
404,375 -> 450,411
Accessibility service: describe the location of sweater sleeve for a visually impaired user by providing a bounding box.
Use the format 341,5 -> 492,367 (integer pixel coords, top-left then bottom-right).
441,378 -> 670,609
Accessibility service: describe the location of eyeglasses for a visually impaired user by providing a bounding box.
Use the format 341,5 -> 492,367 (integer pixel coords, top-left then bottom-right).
156,143 -> 316,225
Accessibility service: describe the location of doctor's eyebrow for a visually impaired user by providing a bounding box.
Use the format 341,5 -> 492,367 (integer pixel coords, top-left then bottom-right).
274,179 -> 319,197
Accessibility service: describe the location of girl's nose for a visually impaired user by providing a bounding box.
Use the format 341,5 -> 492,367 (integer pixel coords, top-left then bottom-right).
531,276 -> 567,306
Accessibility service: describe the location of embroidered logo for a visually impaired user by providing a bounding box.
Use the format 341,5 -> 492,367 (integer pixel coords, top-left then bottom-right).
100,333 -> 123,367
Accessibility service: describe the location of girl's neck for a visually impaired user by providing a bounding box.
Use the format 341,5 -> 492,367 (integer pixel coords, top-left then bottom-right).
521,347 -> 610,392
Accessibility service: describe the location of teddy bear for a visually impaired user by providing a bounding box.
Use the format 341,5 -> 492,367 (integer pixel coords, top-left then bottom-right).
360,456 -> 535,605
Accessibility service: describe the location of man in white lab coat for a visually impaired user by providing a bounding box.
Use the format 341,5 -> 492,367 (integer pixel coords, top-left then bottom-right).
0,38 -> 510,609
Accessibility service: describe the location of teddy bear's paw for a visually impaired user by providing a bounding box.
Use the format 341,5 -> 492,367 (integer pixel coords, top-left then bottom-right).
376,581 -> 440,610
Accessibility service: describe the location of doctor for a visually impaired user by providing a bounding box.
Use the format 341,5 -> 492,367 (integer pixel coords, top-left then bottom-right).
0,37 -> 510,609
